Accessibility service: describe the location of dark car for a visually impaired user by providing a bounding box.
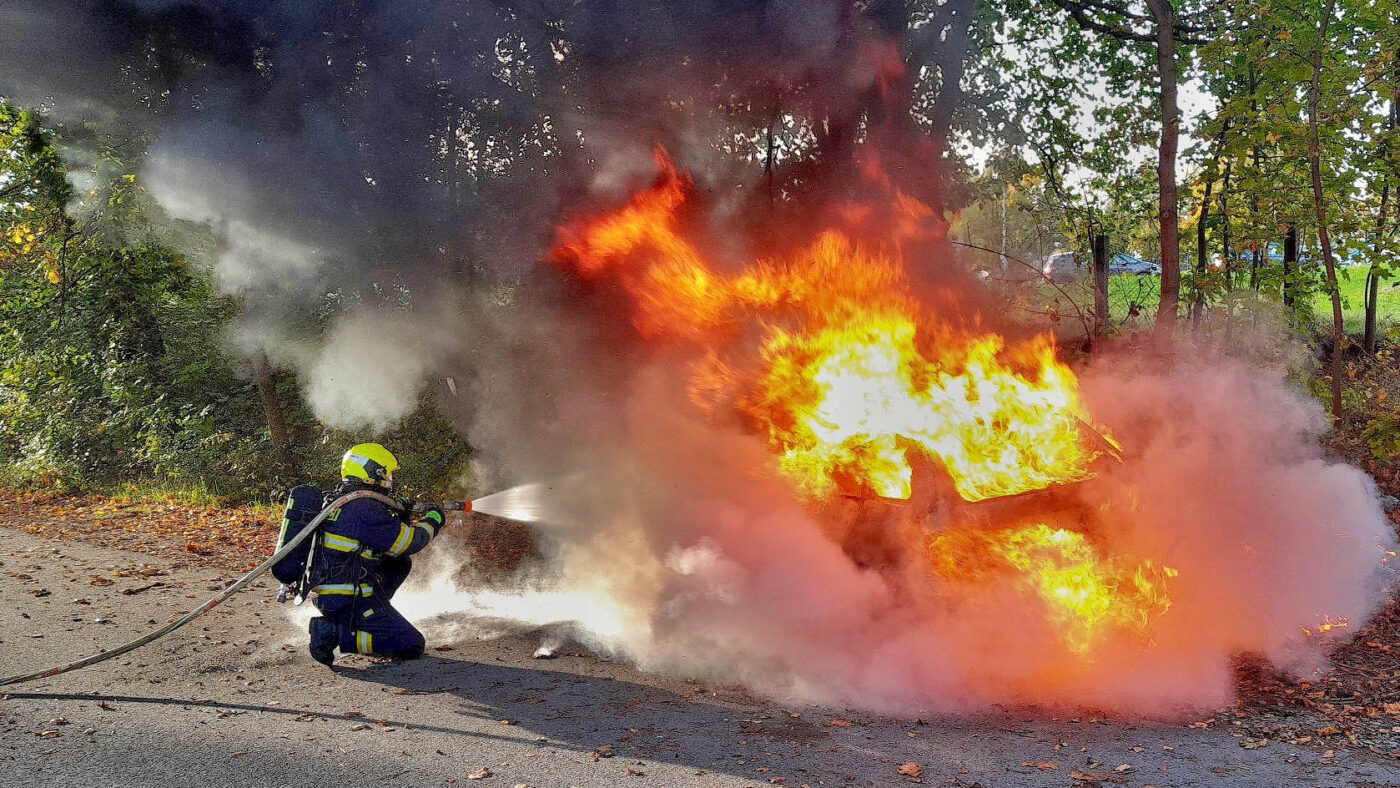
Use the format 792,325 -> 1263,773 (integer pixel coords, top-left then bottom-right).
1107,253 -> 1160,276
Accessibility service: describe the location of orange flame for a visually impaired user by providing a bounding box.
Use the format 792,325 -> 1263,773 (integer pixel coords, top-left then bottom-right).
554,150 -> 1106,503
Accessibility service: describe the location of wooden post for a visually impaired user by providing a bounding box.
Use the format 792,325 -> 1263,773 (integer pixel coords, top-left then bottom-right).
1282,224 -> 1298,309
1093,233 -> 1110,336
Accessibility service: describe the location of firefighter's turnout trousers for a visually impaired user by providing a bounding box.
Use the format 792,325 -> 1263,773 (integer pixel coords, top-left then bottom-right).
309,490 -> 443,659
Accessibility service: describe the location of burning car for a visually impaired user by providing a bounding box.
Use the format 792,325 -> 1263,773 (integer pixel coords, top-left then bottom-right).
548,150 -> 1178,657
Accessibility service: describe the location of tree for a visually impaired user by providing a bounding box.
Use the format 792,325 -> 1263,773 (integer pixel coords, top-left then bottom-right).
1044,1 -> 1214,340
1307,0 -> 1345,419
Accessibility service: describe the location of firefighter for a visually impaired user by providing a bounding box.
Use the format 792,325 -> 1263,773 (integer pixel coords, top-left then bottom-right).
306,442 -> 447,666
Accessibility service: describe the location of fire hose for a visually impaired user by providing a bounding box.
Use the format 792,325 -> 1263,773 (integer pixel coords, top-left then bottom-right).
0,490 -> 471,688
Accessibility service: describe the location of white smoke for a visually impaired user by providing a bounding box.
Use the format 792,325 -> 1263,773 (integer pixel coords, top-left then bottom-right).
396,329 -> 1397,716
303,305 -> 463,430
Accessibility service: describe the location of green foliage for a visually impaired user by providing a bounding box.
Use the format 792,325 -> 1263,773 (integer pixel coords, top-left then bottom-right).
1361,416 -> 1400,461
0,108 -> 472,503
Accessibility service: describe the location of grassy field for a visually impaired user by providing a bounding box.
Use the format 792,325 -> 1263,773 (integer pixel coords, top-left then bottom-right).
1009,267 -> 1399,337
1321,268 -> 1400,334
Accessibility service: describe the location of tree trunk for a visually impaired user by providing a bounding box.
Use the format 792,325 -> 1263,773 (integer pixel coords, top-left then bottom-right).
1192,156 -> 1219,330
1366,72 -> 1398,353
1220,157 -> 1234,289
252,351 -> 298,479
1000,184 -> 1010,272
1366,183 -> 1389,353
1248,65 -> 1263,292
1147,0 -> 1181,342
1193,124 -> 1228,330
1283,224 -> 1297,309
1307,0 -> 1344,420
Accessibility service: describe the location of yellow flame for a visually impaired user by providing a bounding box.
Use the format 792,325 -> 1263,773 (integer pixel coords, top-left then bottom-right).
553,150 -> 1105,502
1302,615 -> 1349,637
929,523 -> 1176,654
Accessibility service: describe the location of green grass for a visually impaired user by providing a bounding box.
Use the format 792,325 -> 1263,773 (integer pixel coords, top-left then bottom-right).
1011,268 -> 1399,338
108,479 -> 232,507
1313,269 -> 1400,334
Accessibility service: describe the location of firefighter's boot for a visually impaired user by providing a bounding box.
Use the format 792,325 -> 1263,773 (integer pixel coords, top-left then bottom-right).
308,616 -> 338,666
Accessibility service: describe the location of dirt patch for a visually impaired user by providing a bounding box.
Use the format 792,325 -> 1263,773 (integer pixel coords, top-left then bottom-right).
0,488 -> 275,573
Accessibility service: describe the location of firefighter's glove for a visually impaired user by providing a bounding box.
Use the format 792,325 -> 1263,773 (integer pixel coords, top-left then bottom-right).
419,505 -> 447,531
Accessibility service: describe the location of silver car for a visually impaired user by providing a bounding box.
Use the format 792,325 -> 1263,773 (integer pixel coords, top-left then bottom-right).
1041,251 -> 1083,282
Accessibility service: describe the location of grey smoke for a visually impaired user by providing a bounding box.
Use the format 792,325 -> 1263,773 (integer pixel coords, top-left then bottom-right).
0,0 -> 895,428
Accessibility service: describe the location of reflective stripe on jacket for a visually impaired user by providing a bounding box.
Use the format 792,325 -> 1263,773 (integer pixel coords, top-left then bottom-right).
310,494 -> 442,611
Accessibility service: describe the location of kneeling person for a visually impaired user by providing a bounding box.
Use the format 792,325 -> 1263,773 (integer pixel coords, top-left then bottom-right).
307,442 -> 447,665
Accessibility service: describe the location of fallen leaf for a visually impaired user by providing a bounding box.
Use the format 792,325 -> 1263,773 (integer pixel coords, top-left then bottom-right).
350,723 -> 370,731
1114,763 -> 1134,772
434,644 -> 455,651
1022,761 -> 1058,770
230,751 -> 247,758
625,768 -> 644,776
896,762 -> 923,777
826,719 -> 853,728
468,767 -> 492,780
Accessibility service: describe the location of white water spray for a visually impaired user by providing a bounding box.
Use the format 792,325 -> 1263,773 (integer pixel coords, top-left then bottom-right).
468,478 -> 585,525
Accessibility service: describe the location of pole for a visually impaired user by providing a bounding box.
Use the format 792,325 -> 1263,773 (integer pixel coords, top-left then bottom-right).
1093,232 -> 1109,335
1283,224 -> 1298,309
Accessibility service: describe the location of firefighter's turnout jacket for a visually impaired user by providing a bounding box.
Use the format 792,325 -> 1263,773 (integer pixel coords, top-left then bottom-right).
309,482 -> 444,658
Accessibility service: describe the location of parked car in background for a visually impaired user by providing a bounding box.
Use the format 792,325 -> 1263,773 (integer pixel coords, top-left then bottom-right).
1042,250 -> 1160,281
1041,251 -> 1083,282
1107,253 -> 1160,276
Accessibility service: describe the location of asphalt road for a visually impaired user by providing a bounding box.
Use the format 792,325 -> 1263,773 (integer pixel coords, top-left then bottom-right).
2,527 -> 1397,788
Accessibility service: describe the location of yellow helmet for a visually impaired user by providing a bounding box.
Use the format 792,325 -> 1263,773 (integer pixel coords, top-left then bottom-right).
341,443 -> 399,489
